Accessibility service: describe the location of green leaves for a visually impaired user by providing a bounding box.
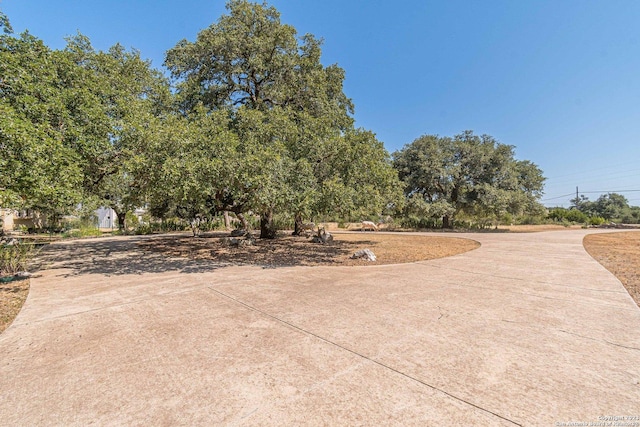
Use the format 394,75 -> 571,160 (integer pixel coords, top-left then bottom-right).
160,0 -> 398,232
166,0 -> 293,110
393,131 -> 545,227
0,24 -> 171,227
0,34 -> 84,214
0,9 -> 12,34
2,2 -> 401,235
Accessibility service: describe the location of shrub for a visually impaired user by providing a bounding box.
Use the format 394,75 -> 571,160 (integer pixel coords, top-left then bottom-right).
470,218 -> 495,229
400,216 -> 441,229
0,240 -> 40,276
453,219 -> 473,229
517,215 -> 546,225
247,215 -> 261,230
63,226 -> 102,239
589,216 -> 606,226
548,208 -> 589,224
125,212 -> 140,229
500,212 -> 514,225
203,217 -> 225,231
134,224 -> 153,235
272,213 -> 294,231
565,209 -> 588,223
150,218 -> 187,233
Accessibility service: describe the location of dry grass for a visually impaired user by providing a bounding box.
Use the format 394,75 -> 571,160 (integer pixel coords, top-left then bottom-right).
0,278 -> 29,334
583,231 -> 640,307
138,232 -> 481,267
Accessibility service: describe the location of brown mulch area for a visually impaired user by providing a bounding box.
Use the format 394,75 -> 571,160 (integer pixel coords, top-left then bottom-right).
0,278 -> 29,334
583,231 -> 640,307
138,232 -> 481,267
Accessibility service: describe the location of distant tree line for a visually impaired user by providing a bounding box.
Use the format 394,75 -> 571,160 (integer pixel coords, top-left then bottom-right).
1,1 -> 548,236
548,193 -> 640,225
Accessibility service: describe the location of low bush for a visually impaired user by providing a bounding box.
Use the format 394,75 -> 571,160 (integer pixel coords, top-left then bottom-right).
564,209 -> 589,223
134,224 -> 153,235
548,208 -> 589,224
63,226 -> 102,239
150,218 -> 187,233
517,215 -> 546,225
400,216 -> 441,229
0,239 -> 40,276
272,214 -> 294,231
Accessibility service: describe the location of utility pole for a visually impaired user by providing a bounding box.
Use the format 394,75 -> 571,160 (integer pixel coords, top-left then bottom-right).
576,186 -> 579,202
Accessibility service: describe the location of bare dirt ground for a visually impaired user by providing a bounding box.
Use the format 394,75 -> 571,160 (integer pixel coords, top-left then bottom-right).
0,278 -> 29,334
137,232 -> 481,267
583,231 -> 640,307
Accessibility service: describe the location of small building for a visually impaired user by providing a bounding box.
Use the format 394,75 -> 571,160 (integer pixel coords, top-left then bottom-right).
1,208 -> 43,232
1,208 -> 14,233
1,206 -> 146,232
96,207 -> 117,230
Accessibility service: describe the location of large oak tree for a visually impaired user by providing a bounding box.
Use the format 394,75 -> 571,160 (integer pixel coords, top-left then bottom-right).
0,26 -> 169,230
393,131 -> 545,228
164,0 -> 400,237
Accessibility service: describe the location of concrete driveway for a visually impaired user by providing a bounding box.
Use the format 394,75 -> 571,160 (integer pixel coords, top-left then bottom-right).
1,230 -> 639,426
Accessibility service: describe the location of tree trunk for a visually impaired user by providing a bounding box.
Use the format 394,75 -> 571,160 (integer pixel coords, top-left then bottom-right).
190,217 -> 201,237
116,211 -> 127,233
223,211 -> 231,230
442,214 -> 452,229
260,210 -> 277,239
292,213 -> 303,236
236,212 -> 249,231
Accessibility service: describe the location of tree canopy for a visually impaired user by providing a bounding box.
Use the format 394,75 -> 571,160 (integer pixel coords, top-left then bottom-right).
1,1 -> 548,235
163,0 -> 400,237
62,35 -> 170,230
570,192 -> 639,223
0,32 -> 84,217
0,27 -> 169,229
393,131 -> 545,228
0,9 -> 12,34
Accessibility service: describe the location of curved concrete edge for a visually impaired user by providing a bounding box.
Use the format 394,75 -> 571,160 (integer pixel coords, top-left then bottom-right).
1,229 -> 639,425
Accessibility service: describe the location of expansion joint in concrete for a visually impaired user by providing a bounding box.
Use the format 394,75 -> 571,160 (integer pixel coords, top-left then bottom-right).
207,285 -> 523,426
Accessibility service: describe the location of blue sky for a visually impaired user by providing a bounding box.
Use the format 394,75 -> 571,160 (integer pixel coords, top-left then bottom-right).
3,0 -> 640,207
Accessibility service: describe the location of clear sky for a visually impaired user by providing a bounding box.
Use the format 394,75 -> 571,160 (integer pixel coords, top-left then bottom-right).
3,0 -> 640,207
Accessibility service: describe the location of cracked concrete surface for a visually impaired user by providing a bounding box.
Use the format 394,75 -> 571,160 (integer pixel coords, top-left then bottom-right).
1,229 -> 639,425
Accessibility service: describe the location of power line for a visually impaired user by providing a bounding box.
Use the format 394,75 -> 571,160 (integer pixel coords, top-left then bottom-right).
580,189 -> 640,194
541,189 -> 640,202
541,192 -> 576,201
